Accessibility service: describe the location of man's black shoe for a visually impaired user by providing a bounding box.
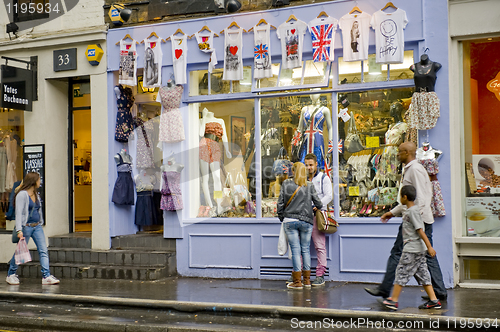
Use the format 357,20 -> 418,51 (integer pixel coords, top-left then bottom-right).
364,287 -> 389,298
421,294 -> 447,301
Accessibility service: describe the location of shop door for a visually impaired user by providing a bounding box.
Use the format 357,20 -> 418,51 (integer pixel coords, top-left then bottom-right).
70,78 -> 92,232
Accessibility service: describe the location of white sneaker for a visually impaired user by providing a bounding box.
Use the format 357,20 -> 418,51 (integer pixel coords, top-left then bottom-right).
42,275 -> 60,285
6,274 -> 20,285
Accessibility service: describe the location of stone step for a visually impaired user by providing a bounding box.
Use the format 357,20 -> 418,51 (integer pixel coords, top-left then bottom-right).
29,247 -> 175,266
48,233 -> 91,249
17,262 -> 175,281
111,234 -> 175,250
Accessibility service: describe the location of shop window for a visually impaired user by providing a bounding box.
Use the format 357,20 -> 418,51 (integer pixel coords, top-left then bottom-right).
337,87 -> 413,218
259,94 -> 332,217
463,258 -> 500,281
189,67 -> 252,96
190,99 -> 255,218
0,109 -> 25,230
13,0 -> 50,22
462,39 -> 500,237
339,50 -> 414,84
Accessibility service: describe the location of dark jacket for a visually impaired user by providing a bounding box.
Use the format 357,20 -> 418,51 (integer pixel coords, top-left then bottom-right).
277,179 -> 323,224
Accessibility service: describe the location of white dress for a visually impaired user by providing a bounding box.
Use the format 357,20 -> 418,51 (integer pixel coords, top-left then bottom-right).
222,28 -> 244,81
253,24 -> 272,79
170,34 -> 187,85
339,11 -> 371,62
276,19 -> 308,69
370,8 -> 408,64
119,39 -> 138,86
5,135 -> 17,191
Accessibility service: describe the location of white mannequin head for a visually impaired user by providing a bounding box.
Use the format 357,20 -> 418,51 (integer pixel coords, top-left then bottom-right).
203,108 -> 214,118
310,94 -> 320,105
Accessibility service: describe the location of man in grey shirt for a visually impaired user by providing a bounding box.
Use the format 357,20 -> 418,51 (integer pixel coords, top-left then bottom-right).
365,142 -> 447,300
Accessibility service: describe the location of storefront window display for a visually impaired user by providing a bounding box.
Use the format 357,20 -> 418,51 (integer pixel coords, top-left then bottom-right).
189,66 -> 252,96
339,50 -> 415,85
258,94 -> 332,218
193,99 -> 255,218
338,87 -> 413,218
0,109 -> 25,230
462,39 -> 500,238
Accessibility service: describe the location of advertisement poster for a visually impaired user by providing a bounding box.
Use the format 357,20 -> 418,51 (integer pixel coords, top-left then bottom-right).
466,197 -> 500,237
472,154 -> 500,194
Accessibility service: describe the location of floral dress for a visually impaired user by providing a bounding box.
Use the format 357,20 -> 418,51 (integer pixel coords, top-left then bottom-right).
199,122 -> 224,164
160,171 -> 183,211
135,118 -> 155,169
419,158 -> 446,217
158,85 -> 184,143
115,86 -> 135,143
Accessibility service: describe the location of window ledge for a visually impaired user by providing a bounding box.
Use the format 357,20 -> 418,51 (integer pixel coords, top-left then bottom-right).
458,281 -> 500,289
455,237 -> 500,244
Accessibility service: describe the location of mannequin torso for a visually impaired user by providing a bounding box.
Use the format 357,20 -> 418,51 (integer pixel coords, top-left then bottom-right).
410,54 -> 442,92
115,149 -> 132,165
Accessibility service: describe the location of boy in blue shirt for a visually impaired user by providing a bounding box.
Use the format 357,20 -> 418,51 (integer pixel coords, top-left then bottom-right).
382,185 -> 441,310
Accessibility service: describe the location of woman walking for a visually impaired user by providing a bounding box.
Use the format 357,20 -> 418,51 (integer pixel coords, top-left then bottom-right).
6,172 -> 59,285
277,163 -> 323,289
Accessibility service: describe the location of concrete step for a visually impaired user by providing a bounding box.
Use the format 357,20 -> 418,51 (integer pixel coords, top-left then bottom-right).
111,234 -> 175,250
29,247 -> 175,266
48,233 -> 91,249
17,262 -> 175,281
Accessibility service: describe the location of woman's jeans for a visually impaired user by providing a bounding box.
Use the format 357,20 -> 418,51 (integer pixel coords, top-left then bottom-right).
8,224 -> 50,278
284,220 -> 313,272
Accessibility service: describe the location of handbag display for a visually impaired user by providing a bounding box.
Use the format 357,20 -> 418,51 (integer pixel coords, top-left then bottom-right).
262,121 -> 281,158
316,206 -> 339,234
14,238 -> 32,265
345,112 -> 365,153
377,180 -> 399,206
273,147 -> 293,176
232,172 -> 251,206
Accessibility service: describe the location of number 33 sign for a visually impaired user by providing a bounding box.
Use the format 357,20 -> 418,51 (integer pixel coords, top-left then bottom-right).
53,48 -> 77,72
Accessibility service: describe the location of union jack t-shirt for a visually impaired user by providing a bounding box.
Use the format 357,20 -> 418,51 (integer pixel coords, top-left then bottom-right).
308,16 -> 338,62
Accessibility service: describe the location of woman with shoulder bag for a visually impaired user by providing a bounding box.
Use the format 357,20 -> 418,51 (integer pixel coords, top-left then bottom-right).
277,163 -> 323,289
6,172 -> 60,285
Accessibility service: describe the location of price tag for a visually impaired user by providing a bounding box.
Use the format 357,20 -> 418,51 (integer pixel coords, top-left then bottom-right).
349,186 -> 360,196
366,136 -> 380,148
338,108 -> 350,122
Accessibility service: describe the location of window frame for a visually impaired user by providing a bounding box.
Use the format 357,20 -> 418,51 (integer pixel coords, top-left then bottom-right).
13,0 -> 50,22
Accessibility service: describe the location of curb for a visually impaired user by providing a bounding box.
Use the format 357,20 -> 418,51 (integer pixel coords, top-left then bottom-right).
0,291 -> 485,331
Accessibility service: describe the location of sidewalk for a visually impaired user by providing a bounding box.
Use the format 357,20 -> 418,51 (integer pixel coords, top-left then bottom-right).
0,271 -> 499,330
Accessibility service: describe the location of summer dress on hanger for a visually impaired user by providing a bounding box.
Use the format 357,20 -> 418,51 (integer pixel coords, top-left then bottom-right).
135,176 -> 157,226
157,85 -> 185,143
161,171 -> 183,211
112,154 -> 135,205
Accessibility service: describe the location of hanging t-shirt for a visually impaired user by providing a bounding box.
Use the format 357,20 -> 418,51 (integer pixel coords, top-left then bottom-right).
170,34 -> 188,85
338,11 -> 371,62
119,39 -> 138,86
253,24 -> 272,79
142,37 -> 162,88
222,28 -> 244,81
370,9 -> 408,64
307,16 -> 338,62
276,19 -> 308,69
194,31 -> 218,73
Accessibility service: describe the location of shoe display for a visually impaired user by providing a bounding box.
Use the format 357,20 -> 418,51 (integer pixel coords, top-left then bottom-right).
359,203 -> 368,215
364,287 -> 389,298
418,300 -> 441,309
382,298 -> 398,310
42,275 -> 60,285
6,274 -> 19,285
311,275 -> 325,286
365,203 -> 373,215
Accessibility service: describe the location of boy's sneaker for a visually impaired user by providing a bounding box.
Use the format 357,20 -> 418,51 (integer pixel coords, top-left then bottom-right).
6,274 -> 19,285
382,298 -> 398,310
42,275 -> 60,285
311,276 -> 325,286
418,300 -> 441,309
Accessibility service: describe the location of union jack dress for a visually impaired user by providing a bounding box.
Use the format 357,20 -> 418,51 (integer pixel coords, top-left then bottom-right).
299,106 -> 328,170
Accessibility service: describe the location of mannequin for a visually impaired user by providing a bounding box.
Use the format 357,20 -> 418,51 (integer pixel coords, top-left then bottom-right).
417,142 -> 445,217
114,149 -> 132,165
390,101 -> 404,123
407,54 -> 442,131
199,108 -> 232,215
296,94 -> 333,169
161,155 -> 184,211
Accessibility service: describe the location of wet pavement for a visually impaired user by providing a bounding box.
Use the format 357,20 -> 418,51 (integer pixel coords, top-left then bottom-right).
0,271 -> 500,331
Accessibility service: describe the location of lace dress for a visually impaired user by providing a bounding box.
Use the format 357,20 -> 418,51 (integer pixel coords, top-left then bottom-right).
158,85 -> 185,143
112,154 -> 135,205
160,171 -> 183,211
419,158 -> 445,217
135,118 -> 155,169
